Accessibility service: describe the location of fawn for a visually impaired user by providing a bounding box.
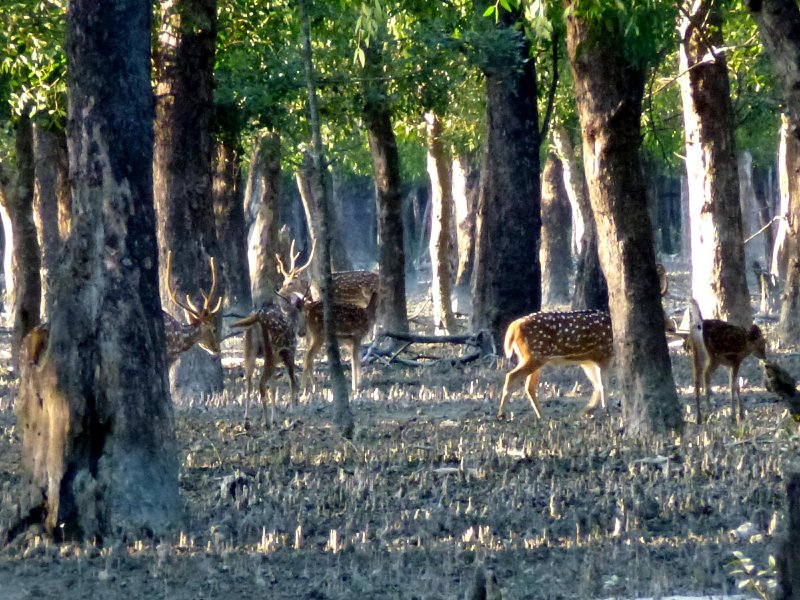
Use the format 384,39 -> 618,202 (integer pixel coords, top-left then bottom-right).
299,291 -> 379,393
499,310 -> 614,419
685,299 -> 767,424
230,296 -> 301,422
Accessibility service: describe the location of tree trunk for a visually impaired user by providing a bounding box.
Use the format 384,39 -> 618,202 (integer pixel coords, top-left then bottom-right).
566,6 -> 683,435
680,172 -> 691,260
746,0 -> 800,343
362,42 -> 408,335
425,112 -> 457,334
212,140 -> 251,313
15,0 -> 179,539
552,126 -> 608,311
33,124 -> 69,319
453,153 -> 478,309
773,115 -> 793,280
246,133 -> 282,308
153,0 -> 223,398
299,0 -> 352,436
4,116 -> 42,366
472,7 -> 541,343
739,151 -> 763,269
541,152 -> 572,306
680,0 -> 752,327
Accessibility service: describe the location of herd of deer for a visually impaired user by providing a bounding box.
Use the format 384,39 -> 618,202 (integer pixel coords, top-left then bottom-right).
19,253 -> 771,425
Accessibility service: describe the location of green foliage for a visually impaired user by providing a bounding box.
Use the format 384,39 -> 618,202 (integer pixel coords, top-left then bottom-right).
728,550 -> 776,600
0,0 -> 66,124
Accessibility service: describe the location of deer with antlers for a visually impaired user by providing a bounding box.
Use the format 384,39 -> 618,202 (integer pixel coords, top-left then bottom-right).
299,291 -> 379,393
276,239 -> 379,309
229,296 -> 301,422
499,310 -> 614,420
19,251 -> 222,369
682,299 -> 767,424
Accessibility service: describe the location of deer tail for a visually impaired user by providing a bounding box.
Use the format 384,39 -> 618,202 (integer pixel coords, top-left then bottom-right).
504,321 -> 519,359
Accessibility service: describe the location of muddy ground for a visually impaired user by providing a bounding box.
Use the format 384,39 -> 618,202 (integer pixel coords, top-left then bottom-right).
0,264 -> 796,599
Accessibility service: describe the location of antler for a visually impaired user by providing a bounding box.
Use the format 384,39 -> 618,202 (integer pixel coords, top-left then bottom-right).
166,250 -> 222,318
275,238 -> 316,280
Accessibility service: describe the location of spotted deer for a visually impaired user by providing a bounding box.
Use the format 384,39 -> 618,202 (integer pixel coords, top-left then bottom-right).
229,297 -> 300,422
499,310 -> 614,419
685,299 -> 767,424
20,252 -> 222,369
276,238 -> 379,308
163,250 -> 222,365
300,291 -> 379,393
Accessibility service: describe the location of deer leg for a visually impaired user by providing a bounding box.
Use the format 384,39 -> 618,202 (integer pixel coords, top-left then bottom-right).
350,338 -> 361,392
691,343 -> 705,423
303,336 -> 322,392
281,349 -> 298,406
730,362 -> 743,424
581,362 -> 606,413
259,346 -> 276,425
243,328 -> 256,420
523,369 -> 543,419
499,360 -> 534,419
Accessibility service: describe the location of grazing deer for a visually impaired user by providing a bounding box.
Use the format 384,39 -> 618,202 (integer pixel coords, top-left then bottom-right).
300,291 -> 379,393
229,297 -> 300,422
163,250 -> 222,365
685,299 -> 767,424
499,310 -> 614,420
19,252 -> 223,369
276,238 -> 379,308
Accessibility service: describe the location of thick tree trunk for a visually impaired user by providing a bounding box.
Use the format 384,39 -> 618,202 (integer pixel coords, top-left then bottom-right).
472,8 -> 541,343
680,0 -> 752,326
212,140 -> 251,313
425,112 -> 457,334
362,43 -> 408,335
566,6 -> 682,434
541,152 -> 572,306
16,0 -> 179,539
246,133 -> 282,308
5,116 -> 42,365
33,124 -> 69,319
153,0 -> 223,398
299,0 -> 352,436
746,0 -> 800,343
552,126 -> 608,311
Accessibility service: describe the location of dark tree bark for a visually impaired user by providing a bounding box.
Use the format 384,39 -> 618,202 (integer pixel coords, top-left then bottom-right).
153,0 -> 223,398
33,124 -> 69,319
425,112 -> 457,334
746,0 -> 800,343
566,5 -> 683,435
246,133 -> 282,308
212,139 -> 251,313
472,7 -> 541,342
15,0 -> 179,539
299,0 -> 352,436
362,42 -> 408,335
776,471 -> 800,600
679,0 -> 752,326
540,152 -> 572,306
2,116 -> 42,366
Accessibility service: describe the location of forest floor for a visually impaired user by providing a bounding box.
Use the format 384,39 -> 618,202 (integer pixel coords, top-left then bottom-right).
0,261 -> 796,599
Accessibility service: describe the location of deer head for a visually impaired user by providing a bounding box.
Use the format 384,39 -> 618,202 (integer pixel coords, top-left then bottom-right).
165,250 -> 222,356
275,238 -> 316,298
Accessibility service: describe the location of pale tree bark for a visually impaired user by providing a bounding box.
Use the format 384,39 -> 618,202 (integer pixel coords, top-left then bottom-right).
452,153 -> 478,308
212,140 -> 251,313
299,0 -> 352,436
362,41 -> 408,335
738,151 -> 763,268
153,0 -> 223,399
679,0 -> 752,327
3,116 -> 42,366
680,172 -> 691,260
15,0 -> 179,540
540,152 -> 572,306
552,125 -> 608,311
772,114 -> 793,281
246,133 -> 282,308
472,6 -> 541,342
746,0 -> 800,343
33,124 -> 69,318
425,112 -> 457,334
566,4 -> 683,435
